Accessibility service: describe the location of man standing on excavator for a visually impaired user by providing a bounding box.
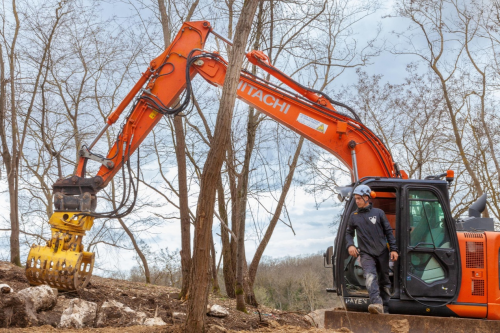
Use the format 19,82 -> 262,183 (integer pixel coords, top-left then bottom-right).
346,185 -> 398,314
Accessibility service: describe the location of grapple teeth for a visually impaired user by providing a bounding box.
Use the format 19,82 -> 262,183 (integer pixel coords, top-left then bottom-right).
26,246 -> 95,291
25,212 -> 95,291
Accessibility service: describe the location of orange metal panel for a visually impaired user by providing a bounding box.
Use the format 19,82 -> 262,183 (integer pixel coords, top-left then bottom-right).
336,121 -> 347,134
374,192 -> 397,198
488,304 -> 500,320
455,232 -> 487,318
485,232 -> 500,320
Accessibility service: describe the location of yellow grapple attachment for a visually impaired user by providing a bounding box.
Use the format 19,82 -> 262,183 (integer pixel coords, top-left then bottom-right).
26,212 -> 95,291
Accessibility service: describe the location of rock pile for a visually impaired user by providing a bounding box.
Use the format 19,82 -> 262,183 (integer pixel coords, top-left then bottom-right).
96,300 -> 147,327
0,283 -> 58,327
0,284 -> 167,328
59,298 -> 98,328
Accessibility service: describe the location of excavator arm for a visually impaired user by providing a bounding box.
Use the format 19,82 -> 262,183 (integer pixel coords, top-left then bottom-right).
26,20 -> 403,290
26,21 -> 214,290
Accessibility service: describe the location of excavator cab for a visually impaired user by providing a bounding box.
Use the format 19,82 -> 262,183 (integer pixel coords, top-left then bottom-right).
328,178 -> 463,316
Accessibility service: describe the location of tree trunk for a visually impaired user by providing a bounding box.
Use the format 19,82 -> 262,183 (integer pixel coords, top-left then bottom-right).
235,1 -> 264,307
0,40 -> 8,191
0,45 -> 5,184
233,65 -> 262,310
3,0 -> 66,266
462,23 -> 498,216
237,0 -> 270,307
210,233 -> 220,294
226,141 -> 240,282
235,107 -> 259,308
175,115 -> 192,298
117,216 -> 151,283
157,0 -> 171,45
107,170 -> 151,283
242,249 -> 257,306
224,3 -> 238,292
184,1 -> 259,330
8,173 -> 20,266
6,0 -> 20,266
217,177 -> 236,297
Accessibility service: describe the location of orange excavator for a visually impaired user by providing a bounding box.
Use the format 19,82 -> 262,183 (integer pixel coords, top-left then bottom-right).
25,21 -> 500,326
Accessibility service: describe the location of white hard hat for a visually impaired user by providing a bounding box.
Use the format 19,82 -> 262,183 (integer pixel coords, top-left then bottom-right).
353,185 -> 371,197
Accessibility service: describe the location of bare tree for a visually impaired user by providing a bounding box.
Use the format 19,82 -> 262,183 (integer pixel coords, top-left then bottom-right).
184,1 -> 259,329
393,0 -> 486,204
0,0 -> 71,265
456,0 -> 500,220
0,0 -> 22,265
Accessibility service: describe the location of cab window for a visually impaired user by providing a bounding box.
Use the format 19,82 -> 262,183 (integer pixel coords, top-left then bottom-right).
407,190 -> 450,283
409,190 -> 450,248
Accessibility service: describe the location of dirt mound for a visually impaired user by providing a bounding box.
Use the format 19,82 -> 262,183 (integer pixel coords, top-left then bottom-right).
0,262 -> 30,292
0,261 -> 346,332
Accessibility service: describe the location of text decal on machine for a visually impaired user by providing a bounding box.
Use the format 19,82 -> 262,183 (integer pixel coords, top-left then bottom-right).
297,113 -> 328,133
238,80 -> 291,114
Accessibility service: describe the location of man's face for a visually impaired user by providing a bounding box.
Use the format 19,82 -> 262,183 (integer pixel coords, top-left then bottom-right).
354,194 -> 370,208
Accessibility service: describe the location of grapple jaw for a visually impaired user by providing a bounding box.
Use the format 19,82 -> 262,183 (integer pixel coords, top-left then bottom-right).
26,212 -> 95,291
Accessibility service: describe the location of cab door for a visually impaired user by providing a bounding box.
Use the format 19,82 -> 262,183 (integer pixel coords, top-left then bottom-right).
401,186 -> 460,300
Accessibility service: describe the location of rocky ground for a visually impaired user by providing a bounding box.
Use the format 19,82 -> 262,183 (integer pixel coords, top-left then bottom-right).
0,261 -> 349,332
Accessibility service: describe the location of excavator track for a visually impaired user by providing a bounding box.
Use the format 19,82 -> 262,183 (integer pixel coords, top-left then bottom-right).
25,212 -> 95,291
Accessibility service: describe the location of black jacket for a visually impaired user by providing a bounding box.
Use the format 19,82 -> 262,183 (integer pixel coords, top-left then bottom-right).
345,203 -> 398,256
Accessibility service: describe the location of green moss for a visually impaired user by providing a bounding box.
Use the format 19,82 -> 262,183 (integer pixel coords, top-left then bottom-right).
236,302 -> 248,313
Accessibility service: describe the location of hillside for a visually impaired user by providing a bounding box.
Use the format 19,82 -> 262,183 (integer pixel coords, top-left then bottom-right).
0,262 -> 348,332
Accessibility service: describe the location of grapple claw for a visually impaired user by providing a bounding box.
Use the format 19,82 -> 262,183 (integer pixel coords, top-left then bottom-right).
25,212 -> 95,291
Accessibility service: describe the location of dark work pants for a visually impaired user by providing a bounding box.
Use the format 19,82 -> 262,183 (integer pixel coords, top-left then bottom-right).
359,248 -> 391,308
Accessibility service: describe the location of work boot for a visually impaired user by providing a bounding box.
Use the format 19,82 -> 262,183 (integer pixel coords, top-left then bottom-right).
368,303 -> 384,314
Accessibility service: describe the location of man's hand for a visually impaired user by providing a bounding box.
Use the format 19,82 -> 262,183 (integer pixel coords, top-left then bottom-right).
390,251 -> 398,261
348,246 -> 359,258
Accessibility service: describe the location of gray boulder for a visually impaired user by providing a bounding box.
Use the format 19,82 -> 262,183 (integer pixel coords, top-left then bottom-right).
17,285 -> 57,312
58,298 -> 97,329
207,304 -> 229,318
